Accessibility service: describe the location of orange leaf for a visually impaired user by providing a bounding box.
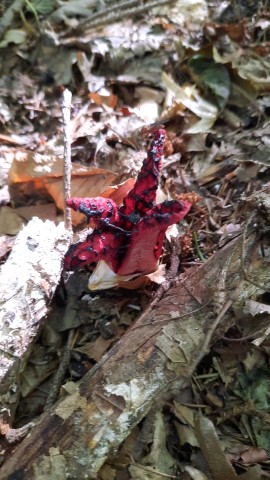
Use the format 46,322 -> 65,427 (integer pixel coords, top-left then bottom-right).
44,171 -> 117,226
101,178 -> 135,205
8,151 -> 117,226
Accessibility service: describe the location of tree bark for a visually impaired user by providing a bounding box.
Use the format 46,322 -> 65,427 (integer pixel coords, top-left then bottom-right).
0,202 -> 269,479
0,218 -> 70,418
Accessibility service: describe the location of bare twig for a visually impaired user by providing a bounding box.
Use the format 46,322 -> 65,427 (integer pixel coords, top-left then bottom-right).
132,303 -> 210,330
44,329 -> 75,410
217,325 -> 269,342
62,89 -> 72,232
192,298 -> 233,369
72,0 -> 174,33
5,422 -> 35,444
190,242 -> 240,371
129,459 -> 177,478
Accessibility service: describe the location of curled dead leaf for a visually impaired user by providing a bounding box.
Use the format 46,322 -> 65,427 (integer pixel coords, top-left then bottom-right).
8,150 -> 117,226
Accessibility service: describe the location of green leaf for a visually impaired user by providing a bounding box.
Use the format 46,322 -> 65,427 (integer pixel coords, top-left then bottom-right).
188,55 -> 231,110
0,29 -> 27,48
27,0 -> 55,15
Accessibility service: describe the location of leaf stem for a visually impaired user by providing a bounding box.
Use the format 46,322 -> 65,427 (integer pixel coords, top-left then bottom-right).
193,231 -> 206,262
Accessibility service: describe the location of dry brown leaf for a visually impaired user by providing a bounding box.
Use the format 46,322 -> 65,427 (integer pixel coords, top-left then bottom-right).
44,171 -> 117,226
117,275 -> 152,290
76,337 -> 115,362
0,419 -> 10,436
115,426 -> 141,466
89,91 -> 118,109
243,299 -> 270,317
118,265 -> 166,289
172,402 -> 195,427
194,414 -> 262,480
0,235 -> 15,259
194,413 -> 238,480
101,178 -> 135,205
88,261 -> 166,291
8,150 -> 117,226
241,447 -> 268,465
88,260 -> 139,290
174,421 -> 199,447
98,464 -> 116,480
8,151 -> 117,188
184,465 -> 209,480
0,206 -> 24,234
143,411 -> 176,470
15,204 -> 57,222
20,345 -> 59,397
226,444 -> 268,465
242,348 -> 265,372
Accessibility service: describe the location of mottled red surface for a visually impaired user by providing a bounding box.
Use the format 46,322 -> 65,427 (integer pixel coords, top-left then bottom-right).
64,129 -> 191,275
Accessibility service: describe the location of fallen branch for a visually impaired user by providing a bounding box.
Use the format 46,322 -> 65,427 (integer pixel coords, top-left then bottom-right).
0,218 -> 70,418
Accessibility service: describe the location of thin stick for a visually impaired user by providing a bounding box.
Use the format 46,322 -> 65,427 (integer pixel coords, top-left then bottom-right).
62,89 -> 72,232
130,464 -> 177,478
76,0 -> 173,32
190,242 -> 240,372
44,329 -> 75,410
192,299 -> 233,370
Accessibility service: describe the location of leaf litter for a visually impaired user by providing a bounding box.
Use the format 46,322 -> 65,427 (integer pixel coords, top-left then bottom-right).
0,0 -> 270,478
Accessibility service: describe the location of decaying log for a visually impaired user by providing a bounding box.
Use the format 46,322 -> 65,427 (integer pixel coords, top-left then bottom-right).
0,194 -> 269,479
0,218 -> 70,417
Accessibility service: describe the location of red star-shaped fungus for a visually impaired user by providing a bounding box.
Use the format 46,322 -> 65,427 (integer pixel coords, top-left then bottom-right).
64,129 -> 191,276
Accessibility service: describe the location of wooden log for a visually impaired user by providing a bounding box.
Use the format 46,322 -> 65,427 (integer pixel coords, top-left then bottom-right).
0,218 -> 70,418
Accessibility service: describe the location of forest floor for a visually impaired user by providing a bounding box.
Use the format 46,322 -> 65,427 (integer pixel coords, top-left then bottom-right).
0,0 -> 270,479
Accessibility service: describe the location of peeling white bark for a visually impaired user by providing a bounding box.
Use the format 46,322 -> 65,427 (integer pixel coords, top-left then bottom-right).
0,218 -> 70,404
